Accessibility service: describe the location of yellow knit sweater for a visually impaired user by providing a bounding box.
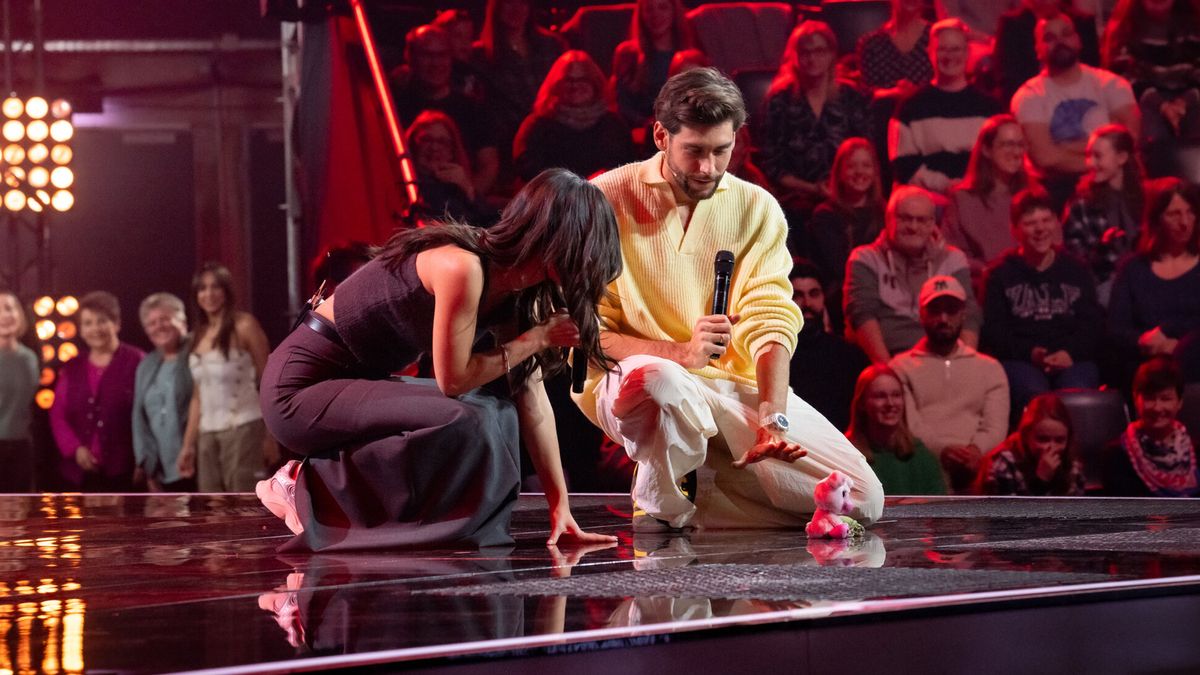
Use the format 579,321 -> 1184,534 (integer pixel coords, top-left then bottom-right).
575,153 -> 802,424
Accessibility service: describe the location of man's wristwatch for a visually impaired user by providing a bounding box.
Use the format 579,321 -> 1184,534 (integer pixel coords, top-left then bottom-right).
759,412 -> 790,435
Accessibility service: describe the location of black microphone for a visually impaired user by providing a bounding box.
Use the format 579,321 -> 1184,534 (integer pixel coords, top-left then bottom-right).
710,250 -> 735,359
570,348 -> 586,394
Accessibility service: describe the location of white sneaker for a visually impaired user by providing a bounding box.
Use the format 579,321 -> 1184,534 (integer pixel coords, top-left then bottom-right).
256,460 -> 303,535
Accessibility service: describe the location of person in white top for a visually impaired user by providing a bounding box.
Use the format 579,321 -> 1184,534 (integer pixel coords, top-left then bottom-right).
178,263 -> 277,491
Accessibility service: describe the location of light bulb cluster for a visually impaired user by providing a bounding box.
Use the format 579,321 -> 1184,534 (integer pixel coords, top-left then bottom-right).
30,295 -> 80,409
1,96 -> 74,213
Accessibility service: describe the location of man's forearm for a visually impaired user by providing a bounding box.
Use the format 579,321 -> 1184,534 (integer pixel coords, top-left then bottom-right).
600,330 -> 683,365
755,342 -> 791,417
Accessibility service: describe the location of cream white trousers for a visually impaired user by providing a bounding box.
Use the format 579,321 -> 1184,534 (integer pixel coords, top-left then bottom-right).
593,355 -> 884,529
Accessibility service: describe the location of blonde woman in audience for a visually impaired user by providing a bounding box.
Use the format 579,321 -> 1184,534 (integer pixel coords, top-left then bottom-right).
132,293 -> 195,492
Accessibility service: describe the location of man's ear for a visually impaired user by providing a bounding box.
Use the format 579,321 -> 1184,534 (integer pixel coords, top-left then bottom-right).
652,121 -> 669,152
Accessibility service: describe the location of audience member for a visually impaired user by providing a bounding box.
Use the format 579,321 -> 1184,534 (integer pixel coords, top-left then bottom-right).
944,115 -> 1030,283
50,291 -> 144,491
1108,177 -> 1200,382
788,260 -> 870,432
1012,11 -> 1140,210
179,263 -> 275,492
846,364 -> 947,495
0,291 -> 38,492
808,137 -> 885,329
1063,124 -> 1146,303
1102,356 -> 1200,496
889,19 -> 1002,193
132,293 -> 195,492
432,9 -> 484,100
758,21 -> 871,249
611,0 -> 694,130
857,0 -> 936,95
514,51 -> 634,182
1103,0 -> 1200,175
470,0 -> 566,174
405,111 -> 494,226
982,187 -> 1103,421
940,0 -> 1021,38
728,125 -> 770,190
393,25 -> 499,199
845,186 -> 979,364
975,392 -> 1086,495
890,275 -> 1009,493
995,0 -> 1102,101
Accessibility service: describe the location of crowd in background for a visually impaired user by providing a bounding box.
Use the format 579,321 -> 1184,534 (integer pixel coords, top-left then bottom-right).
1,0 -> 1199,499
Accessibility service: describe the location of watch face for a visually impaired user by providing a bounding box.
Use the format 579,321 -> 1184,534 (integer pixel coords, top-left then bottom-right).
774,414 -> 789,430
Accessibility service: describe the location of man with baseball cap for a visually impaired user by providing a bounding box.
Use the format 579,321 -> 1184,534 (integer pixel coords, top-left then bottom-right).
890,274 -> 1010,493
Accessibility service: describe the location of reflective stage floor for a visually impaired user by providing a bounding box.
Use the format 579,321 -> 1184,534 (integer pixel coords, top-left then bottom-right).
3,493 -> 1200,673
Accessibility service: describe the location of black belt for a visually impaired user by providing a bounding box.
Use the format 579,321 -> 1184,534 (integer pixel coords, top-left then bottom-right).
301,311 -> 343,347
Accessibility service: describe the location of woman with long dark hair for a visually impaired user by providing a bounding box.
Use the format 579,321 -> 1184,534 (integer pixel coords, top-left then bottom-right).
178,262 -> 274,492
610,0 -> 694,130
256,168 -> 623,551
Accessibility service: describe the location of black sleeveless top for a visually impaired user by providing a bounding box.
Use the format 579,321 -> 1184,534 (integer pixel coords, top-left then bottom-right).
333,253 -> 507,377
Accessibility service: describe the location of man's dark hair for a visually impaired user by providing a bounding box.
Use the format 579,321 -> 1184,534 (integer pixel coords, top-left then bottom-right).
1010,185 -> 1056,226
788,258 -> 822,282
653,67 -> 747,134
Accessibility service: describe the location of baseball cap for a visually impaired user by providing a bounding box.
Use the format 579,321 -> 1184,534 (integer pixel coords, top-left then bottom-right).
919,275 -> 967,308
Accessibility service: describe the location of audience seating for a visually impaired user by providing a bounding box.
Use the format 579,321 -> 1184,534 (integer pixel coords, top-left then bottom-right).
1056,388 -> 1130,492
818,0 -> 890,55
1178,383 -> 1200,438
733,66 -> 776,121
559,3 -> 635,75
687,2 -> 795,74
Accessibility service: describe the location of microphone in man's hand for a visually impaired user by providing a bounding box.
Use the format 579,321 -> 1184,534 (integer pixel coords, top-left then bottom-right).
710,250 -> 735,359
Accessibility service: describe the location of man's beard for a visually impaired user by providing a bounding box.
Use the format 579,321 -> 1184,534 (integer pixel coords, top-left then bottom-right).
665,154 -> 722,201
927,325 -> 961,350
1047,44 -> 1079,71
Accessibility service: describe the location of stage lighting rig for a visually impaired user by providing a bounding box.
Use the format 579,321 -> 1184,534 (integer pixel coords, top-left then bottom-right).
0,95 -> 72,213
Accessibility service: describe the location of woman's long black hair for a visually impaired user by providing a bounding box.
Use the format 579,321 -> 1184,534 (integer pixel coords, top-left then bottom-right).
378,168 -> 623,389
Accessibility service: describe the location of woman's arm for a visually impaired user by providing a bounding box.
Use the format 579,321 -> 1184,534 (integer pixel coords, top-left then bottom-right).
235,312 -> 271,388
515,374 -> 617,545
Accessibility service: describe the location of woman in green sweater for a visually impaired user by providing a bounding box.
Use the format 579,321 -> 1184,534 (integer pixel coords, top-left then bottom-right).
846,364 -> 947,495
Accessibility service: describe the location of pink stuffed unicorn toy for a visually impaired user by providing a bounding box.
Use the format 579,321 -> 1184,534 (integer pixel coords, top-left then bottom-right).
806,471 -> 861,539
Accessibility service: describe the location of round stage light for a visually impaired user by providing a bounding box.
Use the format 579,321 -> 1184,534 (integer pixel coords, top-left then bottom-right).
56,296 -> 78,316
2,97 -> 22,119
51,190 -> 73,212
50,99 -> 71,119
40,344 -> 54,362
28,143 -> 48,164
49,120 -> 72,142
4,189 -> 25,211
50,144 -> 71,164
25,120 -> 48,143
35,319 -> 55,341
39,367 -> 55,386
56,320 -> 76,340
28,167 -> 48,188
3,144 -> 23,164
2,120 -> 23,142
35,389 -> 54,410
24,97 -> 48,119
50,167 -> 73,189
33,296 -> 54,317
57,343 -> 78,362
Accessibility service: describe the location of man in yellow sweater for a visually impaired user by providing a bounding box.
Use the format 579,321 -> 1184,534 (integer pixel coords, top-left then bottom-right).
575,68 -> 883,530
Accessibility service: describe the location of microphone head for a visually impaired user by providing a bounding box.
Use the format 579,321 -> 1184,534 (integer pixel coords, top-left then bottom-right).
714,250 -> 734,276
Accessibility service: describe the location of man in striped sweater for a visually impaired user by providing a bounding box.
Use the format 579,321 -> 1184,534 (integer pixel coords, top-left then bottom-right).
573,68 -> 883,531
889,18 -> 1002,194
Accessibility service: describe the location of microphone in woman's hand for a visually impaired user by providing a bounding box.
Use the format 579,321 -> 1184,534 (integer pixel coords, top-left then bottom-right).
570,348 -> 586,394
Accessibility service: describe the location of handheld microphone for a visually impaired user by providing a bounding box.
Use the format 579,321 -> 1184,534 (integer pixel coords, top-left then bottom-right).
570,348 -> 587,394
710,250 -> 735,359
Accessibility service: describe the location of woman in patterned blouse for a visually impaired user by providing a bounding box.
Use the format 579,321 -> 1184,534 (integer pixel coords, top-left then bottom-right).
857,0 -> 936,96
756,21 -> 870,244
975,393 -> 1086,496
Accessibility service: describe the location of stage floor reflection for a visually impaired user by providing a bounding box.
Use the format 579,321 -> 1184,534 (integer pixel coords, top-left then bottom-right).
2,493 -> 1199,673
